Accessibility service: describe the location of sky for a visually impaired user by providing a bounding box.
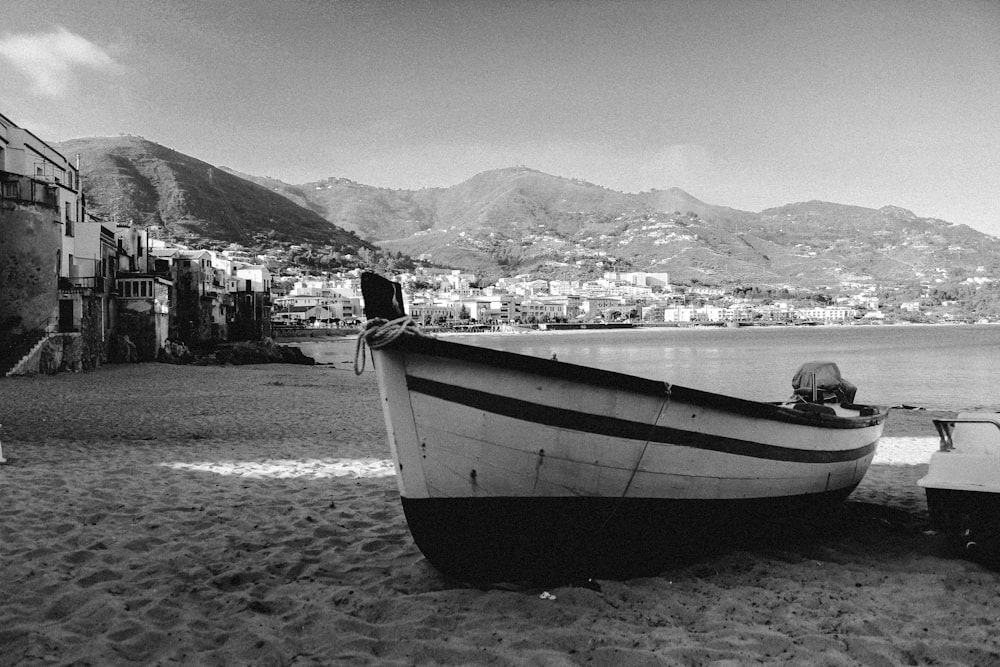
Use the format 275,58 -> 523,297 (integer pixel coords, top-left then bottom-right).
1,0 -> 998,235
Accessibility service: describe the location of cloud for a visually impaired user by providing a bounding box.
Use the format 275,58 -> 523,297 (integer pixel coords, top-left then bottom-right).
0,26 -> 116,97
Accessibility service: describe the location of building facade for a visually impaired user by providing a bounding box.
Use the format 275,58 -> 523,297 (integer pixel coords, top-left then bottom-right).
0,112 -> 81,339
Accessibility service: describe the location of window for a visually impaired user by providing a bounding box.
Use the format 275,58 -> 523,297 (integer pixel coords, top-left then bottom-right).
64,202 -> 74,236
121,280 -> 150,298
121,280 -> 153,299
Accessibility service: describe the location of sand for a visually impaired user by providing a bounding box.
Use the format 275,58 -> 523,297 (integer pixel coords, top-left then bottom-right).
1,356 -> 999,666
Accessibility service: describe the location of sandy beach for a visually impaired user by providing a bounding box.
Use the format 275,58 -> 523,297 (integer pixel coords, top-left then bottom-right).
2,355 -> 999,666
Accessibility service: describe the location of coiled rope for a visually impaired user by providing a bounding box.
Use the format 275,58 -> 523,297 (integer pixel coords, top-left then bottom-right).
354,316 -> 421,375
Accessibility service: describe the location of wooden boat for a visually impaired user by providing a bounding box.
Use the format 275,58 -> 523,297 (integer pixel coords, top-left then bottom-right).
918,414 -> 1000,558
359,272 -> 888,581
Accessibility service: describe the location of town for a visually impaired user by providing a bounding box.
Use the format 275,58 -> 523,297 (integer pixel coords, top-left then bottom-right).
0,112 -> 990,377
274,268 -> 882,330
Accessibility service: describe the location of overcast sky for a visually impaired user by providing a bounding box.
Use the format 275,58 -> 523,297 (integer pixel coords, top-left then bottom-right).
2,0 -> 998,234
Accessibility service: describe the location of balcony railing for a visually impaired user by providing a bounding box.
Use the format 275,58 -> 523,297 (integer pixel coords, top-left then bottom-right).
0,170 -> 59,209
58,276 -> 107,292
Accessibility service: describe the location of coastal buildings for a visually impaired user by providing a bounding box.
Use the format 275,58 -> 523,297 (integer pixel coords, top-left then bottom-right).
272,267 -> 865,328
1,112 -> 90,372
62,217 -> 117,367
271,276 -> 361,326
1,112 -> 275,373
361,268 -> 874,327
115,269 -> 171,361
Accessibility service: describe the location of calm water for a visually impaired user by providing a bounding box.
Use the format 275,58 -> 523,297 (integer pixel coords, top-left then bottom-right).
312,324 -> 1000,413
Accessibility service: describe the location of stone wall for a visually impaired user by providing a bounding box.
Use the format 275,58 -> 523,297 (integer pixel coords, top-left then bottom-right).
115,306 -> 159,362
0,205 -> 60,336
14,333 -> 83,375
80,295 -> 107,370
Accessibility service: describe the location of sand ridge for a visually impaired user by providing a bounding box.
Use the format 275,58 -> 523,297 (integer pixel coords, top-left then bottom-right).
1,362 -> 998,665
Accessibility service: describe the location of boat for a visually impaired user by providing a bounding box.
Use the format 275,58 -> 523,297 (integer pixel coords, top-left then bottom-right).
358,272 -> 888,581
918,413 -> 1000,559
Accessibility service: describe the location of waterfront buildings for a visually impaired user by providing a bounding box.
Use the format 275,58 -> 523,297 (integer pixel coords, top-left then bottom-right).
1,108 -> 272,374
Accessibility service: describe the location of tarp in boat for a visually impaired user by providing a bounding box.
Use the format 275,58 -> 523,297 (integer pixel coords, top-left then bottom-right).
792,361 -> 857,404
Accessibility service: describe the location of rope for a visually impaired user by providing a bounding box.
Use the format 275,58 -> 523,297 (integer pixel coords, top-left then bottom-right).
592,381 -> 672,535
354,316 -> 421,375
619,382 -> 672,499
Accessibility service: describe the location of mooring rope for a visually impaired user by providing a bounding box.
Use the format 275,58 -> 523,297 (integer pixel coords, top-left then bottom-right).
353,316 -> 421,375
621,382 -> 672,498
592,381 -> 672,537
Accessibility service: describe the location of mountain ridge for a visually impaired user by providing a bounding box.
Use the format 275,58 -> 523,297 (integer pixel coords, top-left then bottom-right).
56,136 -> 370,251
61,136 -> 1000,287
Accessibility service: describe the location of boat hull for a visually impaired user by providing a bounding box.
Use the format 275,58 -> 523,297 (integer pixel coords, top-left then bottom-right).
365,331 -> 885,581
925,487 -> 1000,532
918,414 -> 1000,560
402,489 -> 859,581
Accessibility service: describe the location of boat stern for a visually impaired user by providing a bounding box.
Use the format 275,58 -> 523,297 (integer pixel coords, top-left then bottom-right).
918,414 -> 1000,534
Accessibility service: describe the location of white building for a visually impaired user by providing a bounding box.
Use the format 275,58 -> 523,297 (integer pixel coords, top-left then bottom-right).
796,306 -> 857,322
663,307 -> 694,323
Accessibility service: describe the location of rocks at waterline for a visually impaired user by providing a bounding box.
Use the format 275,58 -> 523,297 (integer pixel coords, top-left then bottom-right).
156,337 -> 315,366
214,338 -> 315,366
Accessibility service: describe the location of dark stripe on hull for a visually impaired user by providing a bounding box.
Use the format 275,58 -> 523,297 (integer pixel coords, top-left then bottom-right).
407,376 -> 877,464
401,488 -> 858,583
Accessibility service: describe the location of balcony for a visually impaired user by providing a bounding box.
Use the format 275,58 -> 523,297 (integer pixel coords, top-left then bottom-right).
58,276 -> 107,293
1,170 -> 59,210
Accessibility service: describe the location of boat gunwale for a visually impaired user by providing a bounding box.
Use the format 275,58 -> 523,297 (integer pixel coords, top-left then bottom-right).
376,331 -> 888,430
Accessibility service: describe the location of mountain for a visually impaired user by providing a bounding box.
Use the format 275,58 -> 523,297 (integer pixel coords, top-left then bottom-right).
56,136 -> 370,251
277,167 -> 999,287
294,167 -> 751,239
230,169 -> 436,242
60,136 -> 1000,288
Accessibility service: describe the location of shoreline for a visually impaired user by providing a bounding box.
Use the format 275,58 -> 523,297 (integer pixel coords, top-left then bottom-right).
273,318 -> 1000,341
2,363 -> 997,665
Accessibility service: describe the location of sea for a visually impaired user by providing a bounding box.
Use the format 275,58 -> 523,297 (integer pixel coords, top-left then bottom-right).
302,323 -> 999,414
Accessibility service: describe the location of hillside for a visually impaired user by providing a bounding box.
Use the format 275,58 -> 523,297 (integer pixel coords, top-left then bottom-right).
56,136 -> 370,251
280,167 -> 1000,287
295,167 -> 752,239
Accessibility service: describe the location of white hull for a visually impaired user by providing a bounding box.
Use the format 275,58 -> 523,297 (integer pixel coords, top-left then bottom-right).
919,413 -> 1000,495
375,346 -> 880,503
